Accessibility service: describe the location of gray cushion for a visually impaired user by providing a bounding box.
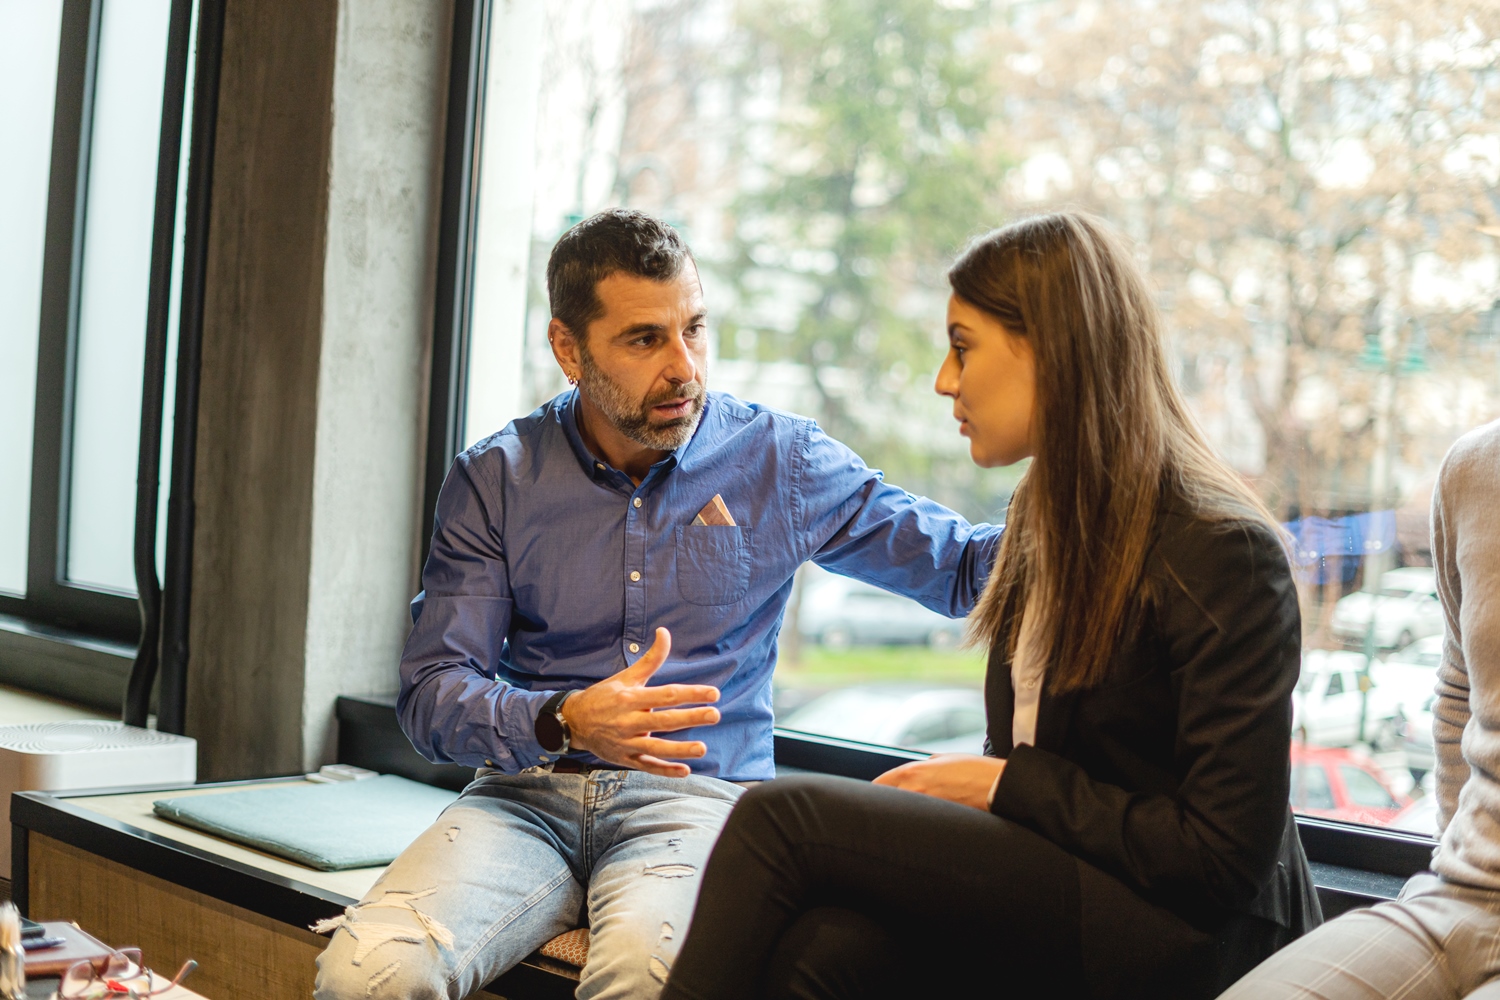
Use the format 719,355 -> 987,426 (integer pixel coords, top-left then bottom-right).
153,775 -> 459,871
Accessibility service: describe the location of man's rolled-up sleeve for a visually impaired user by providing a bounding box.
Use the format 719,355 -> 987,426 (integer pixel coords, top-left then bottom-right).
396,457 -> 554,771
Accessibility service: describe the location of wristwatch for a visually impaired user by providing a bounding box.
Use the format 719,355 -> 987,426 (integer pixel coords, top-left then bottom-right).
534,691 -> 576,755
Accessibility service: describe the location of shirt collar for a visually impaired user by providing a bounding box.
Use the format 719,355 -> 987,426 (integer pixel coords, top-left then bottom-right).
672,392 -> 716,472
556,389 -> 718,483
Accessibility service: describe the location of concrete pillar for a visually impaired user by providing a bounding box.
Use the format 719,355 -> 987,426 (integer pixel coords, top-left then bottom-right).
188,0 -> 451,780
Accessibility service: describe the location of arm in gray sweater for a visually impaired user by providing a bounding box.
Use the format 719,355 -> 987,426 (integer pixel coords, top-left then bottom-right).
1430,418 -> 1500,888
1432,451 -> 1472,837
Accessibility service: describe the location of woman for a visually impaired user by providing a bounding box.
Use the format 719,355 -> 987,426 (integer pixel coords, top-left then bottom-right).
659,212 -> 1320,1000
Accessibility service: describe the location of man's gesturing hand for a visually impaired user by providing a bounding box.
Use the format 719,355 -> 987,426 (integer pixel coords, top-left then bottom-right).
560,628 -> 721,777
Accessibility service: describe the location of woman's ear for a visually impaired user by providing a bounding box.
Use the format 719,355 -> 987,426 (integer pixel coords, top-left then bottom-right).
1020,335 -> 1044,452
1009,331 -> 1040,460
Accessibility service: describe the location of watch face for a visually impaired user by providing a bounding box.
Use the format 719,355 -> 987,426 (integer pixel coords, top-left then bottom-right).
536,709 -> 566,753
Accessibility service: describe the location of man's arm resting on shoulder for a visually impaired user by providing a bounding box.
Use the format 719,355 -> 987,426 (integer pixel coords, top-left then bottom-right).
797,420 -> 1002,616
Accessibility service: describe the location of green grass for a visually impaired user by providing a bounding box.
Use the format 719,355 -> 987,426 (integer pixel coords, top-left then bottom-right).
776,645 -> 987,689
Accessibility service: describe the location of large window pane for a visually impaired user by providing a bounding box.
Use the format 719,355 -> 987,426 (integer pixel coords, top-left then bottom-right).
66,0 -> 173,593
472,0 -> 1005,745
997,0 -> 1500,835
473,0 -> 1500,831
0,0 -> 65,597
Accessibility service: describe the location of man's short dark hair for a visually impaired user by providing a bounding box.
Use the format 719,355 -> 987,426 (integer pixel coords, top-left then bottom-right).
546,209 -> 694,339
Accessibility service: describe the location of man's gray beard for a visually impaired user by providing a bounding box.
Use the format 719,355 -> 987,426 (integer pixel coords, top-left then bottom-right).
576,349 -> 706,451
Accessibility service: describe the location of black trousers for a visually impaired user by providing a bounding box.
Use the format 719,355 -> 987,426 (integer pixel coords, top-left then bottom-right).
661,774 -> 1287,1000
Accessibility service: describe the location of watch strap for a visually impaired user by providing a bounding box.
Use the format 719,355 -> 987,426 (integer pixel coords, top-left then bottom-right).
534,690 -> 574,754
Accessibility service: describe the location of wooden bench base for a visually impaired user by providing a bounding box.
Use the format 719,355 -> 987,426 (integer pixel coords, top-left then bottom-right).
11,782 -> 566,999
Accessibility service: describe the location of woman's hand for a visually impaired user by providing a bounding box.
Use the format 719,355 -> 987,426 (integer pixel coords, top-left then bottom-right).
872,753 -> 1006,811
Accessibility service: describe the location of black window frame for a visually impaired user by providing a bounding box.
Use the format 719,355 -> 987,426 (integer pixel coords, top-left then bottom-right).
422,0 -> 491,558
1,0 -> 214,726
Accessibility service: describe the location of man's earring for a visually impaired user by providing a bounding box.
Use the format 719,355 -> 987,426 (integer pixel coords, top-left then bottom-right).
567,373 -> 578,386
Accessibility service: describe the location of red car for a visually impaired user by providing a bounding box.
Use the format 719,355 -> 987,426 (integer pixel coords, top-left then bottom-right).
1289,743 -> 1411,827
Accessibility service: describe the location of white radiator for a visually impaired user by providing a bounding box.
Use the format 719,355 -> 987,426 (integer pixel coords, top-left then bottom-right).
0,721 -> 197,879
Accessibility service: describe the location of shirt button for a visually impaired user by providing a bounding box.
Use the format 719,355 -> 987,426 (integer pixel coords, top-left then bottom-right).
629,642 -> 640,653
484,759 -> 494,767
630,570 -> 641,582
633,497 -> 642,508
596,462 -> 605,471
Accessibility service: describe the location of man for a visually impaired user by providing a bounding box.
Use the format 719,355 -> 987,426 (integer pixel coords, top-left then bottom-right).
1219,417 -> 1500,999
314,210 -> 1000,1000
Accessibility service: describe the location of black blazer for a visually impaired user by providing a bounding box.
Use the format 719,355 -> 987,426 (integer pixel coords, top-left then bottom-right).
985,506 -> 1321,936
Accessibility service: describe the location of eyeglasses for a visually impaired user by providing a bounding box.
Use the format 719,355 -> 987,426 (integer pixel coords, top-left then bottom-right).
57,948 -> 198,999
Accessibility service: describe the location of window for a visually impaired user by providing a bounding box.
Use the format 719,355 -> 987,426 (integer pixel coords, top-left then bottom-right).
65,0 -> 177,594
463,0 -> 1011,758
455,0 -> 1498,843
0,0 -> 193,651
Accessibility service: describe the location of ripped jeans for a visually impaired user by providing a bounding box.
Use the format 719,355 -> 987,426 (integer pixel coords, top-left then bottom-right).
313,767 -> 744,1000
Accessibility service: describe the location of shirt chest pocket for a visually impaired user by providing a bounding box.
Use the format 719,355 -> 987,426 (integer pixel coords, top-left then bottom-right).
675,526 -> 752,606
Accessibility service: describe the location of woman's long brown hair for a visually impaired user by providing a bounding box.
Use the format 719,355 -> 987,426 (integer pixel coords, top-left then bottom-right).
954,212 -> 1278,693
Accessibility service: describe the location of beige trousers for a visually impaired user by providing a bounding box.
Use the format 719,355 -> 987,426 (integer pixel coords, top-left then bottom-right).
1219,873 -> 1500,1000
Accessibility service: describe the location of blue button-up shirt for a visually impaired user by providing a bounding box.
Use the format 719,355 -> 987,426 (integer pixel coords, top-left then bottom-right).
398,390 -> 1002,781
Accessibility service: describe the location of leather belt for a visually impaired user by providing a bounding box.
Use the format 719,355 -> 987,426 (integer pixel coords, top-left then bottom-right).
550,758 -> 628,774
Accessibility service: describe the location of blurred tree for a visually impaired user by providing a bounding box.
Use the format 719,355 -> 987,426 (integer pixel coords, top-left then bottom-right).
719,0 -> 1021,521
993,0 -> 1500,537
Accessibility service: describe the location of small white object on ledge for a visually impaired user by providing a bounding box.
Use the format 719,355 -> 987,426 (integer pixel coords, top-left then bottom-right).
305,763 -> 379,783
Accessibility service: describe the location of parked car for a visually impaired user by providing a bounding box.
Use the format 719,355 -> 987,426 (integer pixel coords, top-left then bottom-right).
1399,693 -> 1436,779
1330,567 -> 1443,649
1293,649 -> 1403,748
1369,635 -> 1443,779
797,572 -> 965,649
1386,634 -> 1443,669
1374,642 -> 1440,702
1389,791 -> 1438,836
778,684 -> 987,754
1289,743 -> 1411,827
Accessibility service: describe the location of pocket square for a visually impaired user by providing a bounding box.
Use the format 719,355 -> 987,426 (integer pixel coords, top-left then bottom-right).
692,494 -> 737,527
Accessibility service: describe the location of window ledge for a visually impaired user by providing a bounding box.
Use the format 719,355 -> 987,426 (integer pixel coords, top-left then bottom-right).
0,615 -> 132,714
334,696 -> 1436,921
1295,814 -> 1434,876
1309,862 -> 1407,914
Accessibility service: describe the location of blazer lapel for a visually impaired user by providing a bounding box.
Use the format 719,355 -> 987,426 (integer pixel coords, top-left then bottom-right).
985,630 -> 1080,755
